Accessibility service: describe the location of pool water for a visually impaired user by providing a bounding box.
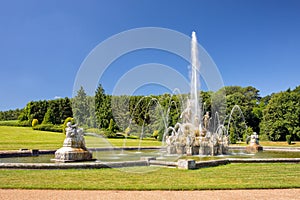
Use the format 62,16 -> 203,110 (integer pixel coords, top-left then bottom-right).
0,150 -> 299,163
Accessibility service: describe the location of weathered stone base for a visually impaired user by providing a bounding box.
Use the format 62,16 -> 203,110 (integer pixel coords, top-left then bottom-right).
166,143 -> 229,156
246,144 -> 263,153
53,147 -> 93,162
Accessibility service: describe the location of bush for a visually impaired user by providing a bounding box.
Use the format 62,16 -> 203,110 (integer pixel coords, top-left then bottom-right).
32,119 -> 39,127
62,117 -> 75,134
152,130 -> 159,139
108,119 -> 118,133
125,127 -> 131,136
157,129 -> 164,141
0,120 -> 19,126
229,126 -> 237,144
32,124 -> 62,133
84,128 -> 119,138
286,135 -> 292,145
103,130 -> 117,138
0,120 -> 30,127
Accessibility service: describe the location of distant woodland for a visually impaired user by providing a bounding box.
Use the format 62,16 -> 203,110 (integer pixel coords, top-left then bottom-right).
1,84 -> 300,142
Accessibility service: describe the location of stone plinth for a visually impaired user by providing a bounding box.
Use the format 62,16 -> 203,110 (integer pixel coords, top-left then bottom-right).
246,144 -> 263,153
53,147 -> 92,162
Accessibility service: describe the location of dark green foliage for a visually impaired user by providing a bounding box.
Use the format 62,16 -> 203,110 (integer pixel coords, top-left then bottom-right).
286,135 -> 292,145
229,125 -> 237,144
0,120 -> 30,127
225,86 -> 260,133
260,89 -> 300,141
108,118 -> 118,133
18,97 -> 73,126
4,83 -> 300,141
245,127 -> 253,143
32,124 -> 63,132
111,95 -> 133,132
0,109 -> 23,121
72,86 -> 90,126
20,100 -> 48,123
157,129 -> 165,141
62,117 -> 75,134
95,84 -> 113,129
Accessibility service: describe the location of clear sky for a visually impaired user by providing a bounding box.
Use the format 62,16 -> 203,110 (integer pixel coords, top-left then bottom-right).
0,0 -> 300,111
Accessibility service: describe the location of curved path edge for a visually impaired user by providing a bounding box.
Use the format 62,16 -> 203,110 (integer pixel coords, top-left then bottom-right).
0,189 -> 300,200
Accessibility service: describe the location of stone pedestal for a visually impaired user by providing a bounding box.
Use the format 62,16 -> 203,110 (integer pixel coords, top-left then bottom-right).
246,132 -> 263,153
246,144 -> 263,153
186,146 -> 192,156
54,147 -> 92,162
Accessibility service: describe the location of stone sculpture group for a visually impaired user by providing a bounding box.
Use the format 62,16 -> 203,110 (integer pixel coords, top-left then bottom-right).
53,122 -> 92,162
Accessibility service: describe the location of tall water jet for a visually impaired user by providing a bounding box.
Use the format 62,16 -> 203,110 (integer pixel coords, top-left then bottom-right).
165,31 -> 229,156
190,31 -> 201,128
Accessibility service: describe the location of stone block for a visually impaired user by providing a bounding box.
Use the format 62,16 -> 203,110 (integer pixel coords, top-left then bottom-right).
177,159 -> 196,170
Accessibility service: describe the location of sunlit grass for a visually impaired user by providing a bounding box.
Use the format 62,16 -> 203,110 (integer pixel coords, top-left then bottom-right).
0,163 -> 299,190
0,126 -> 161,150
1,126 -> 299,151
0,126 -> 64,150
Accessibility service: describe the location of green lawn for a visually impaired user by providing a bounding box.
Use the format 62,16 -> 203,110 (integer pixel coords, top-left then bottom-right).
107,137 -> 161,147
0,163 -> 299,190
0,126 -> 300,190
260,141 -> 300,147
0,126 -> 65,150
231,141 -> 300,147
1,126 -> 299,150
0,126 -> 161,150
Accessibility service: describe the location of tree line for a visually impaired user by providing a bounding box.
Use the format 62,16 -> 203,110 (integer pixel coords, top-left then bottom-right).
1,84 -> 300,142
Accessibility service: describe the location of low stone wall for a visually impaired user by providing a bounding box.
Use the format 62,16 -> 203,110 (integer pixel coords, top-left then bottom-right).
0,160 -> 148,169
195,159 -> 230,168
149,160 -> 178,168
0,149 -> 42,158
0,157 -> 299,170
228,158 -> 300,163
0,147 -> 299,170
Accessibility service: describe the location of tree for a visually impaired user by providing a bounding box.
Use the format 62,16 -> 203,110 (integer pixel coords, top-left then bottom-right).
72,86 -> 90,126
0,109 -> 23,121
59,97 -> 73,123
224,86 -> 261,134
19,100 -> 48,123
95,84 -> 113,129
260,90 -> 300,141
229,125 -> 237,144
111,95 -> 131,132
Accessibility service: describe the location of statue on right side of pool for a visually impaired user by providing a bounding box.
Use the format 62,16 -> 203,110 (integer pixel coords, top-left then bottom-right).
246,132 -> 263,153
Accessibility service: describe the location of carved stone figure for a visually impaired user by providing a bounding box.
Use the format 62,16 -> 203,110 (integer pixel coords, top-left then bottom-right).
53,123 -> 92,162
203,112 -> 210,130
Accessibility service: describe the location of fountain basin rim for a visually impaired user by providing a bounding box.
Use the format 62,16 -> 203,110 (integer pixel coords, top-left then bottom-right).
1,146 -> 300,159
0,158 -> 299,170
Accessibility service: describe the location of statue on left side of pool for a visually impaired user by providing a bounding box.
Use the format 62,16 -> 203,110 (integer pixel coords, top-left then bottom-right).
64,122 -> 87,150
52,122 -> 93,162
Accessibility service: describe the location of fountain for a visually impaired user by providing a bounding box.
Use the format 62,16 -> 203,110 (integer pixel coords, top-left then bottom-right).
52,122 -> 93,162
164,31 -> 229,156
246,132 -> 263,153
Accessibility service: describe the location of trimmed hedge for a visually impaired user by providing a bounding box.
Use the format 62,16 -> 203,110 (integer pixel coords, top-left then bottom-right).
32,124 -> 63,133
0,120 -> 30,127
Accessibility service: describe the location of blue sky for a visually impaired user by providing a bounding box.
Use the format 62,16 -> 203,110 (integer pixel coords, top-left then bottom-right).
0,0 -> 300,110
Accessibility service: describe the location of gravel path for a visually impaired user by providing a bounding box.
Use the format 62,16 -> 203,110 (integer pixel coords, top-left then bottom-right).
0,189 -> 300,200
